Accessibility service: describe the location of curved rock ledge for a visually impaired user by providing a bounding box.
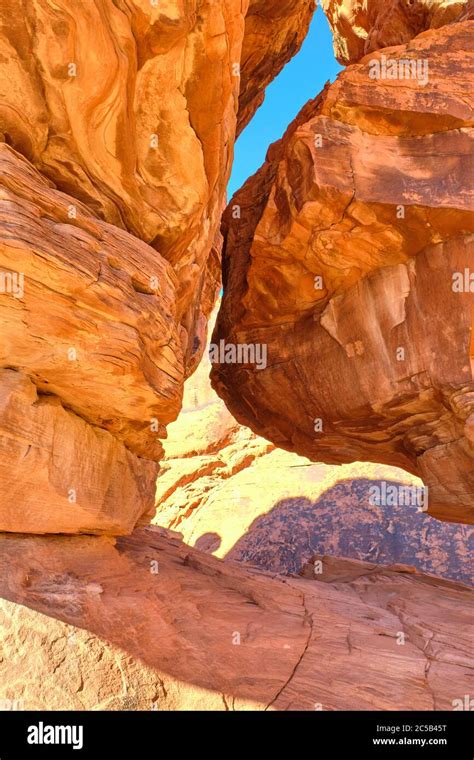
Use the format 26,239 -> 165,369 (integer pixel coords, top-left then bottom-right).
0,527 -> 472,710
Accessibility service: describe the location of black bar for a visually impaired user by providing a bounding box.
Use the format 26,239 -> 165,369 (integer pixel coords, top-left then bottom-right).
0,711 -> 471,757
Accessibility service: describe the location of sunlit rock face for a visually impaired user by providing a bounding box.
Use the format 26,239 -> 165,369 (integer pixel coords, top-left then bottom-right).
322,0 -> 469,64
0,0 -> 313,533
213,21 -> 474,524
154,305 -> 473,584
0,0 -> 472,716
0,0 -> 315,370
0,370 -> 158,534
238,0 -> 316,134
1,528 -> 473,710
0,0 -> 245,373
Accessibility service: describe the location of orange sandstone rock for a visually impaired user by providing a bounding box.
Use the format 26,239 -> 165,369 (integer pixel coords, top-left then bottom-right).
0,527 -> 472,710
213,21 -> 474,524
155,306 -> 474,584
0,0 -> 316,362
238,0 -> 316,134
322,0 -> 469,64
0,145 -> 181,459
0,0 -> 313,533
0,370 -> 157,534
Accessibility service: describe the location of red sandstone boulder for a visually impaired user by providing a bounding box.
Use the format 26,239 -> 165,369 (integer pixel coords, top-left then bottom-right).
213,21 -> 474,523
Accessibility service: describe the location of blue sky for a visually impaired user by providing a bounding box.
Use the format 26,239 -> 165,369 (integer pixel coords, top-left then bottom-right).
228,6 -> 342,198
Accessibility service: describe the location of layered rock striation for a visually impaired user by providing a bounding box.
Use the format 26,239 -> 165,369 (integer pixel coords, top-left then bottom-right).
213,19 -> 474,523
0,0 -> 314,533
0,527 -> 472,710
0,0 -> 472,715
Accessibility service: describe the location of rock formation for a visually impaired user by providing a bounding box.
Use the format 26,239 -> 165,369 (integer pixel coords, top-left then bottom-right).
0,527 -> 472,710
0,0 -> 472,716
154,305 -> 474,584
213,18 -> 474,524
0,0 -> 314,533
238,0 -> 316,133
322,0 -> 469,64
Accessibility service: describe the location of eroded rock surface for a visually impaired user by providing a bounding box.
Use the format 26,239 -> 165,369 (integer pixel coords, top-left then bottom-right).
238,0 -> 316,133
0,0 -> 315,353
0,0 -> 313,533
0,370 -> 157,534
0,528 -> 472,710
322,0 -> 469,64
0,144 -> 178,531
0,1 -> 472,715
213,21 -> 474,524
0,146 -> 181,459
155,309 -> 474,584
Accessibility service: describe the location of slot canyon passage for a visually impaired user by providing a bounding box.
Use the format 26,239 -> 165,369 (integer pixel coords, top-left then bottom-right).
0,0 -> 473,712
